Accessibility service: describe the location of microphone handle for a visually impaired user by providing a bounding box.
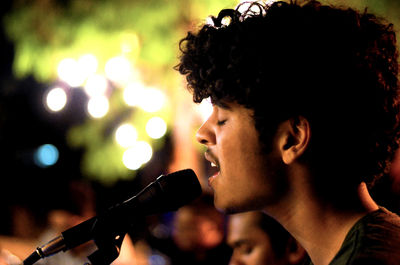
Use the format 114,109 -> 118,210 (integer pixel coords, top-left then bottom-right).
62,216 -> 98,250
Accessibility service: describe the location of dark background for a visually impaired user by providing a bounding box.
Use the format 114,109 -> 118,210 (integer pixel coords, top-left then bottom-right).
0,1 -> 174,237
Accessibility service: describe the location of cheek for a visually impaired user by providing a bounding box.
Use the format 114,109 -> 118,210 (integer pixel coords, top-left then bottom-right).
216,137 -> 268,205
220,127 -> 263,170
250,242 -> 279,265
251,251 -> 275,265
234,134 -> 266,178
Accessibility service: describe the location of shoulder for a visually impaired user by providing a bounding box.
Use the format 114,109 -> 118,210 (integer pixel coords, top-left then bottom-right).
350,207 -> 400,265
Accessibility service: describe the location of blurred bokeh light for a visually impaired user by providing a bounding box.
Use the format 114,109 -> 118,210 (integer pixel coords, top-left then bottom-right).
34,144 -> 59,167
115,123 -> 138,148
123,141 -> 153,170
45,87 -> 67,112
146,117 -> 167,139
87,96 -> 109,118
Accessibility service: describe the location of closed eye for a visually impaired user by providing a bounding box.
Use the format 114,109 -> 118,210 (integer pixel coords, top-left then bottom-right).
231,241 -> 253,255
217,119 -> 227,126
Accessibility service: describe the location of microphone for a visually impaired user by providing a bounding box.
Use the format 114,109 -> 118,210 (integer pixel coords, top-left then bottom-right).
23,169 -> 202,265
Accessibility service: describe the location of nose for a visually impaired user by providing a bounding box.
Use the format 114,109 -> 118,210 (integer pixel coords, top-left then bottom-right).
196,118 -> 215,146
229,252 -> 245,265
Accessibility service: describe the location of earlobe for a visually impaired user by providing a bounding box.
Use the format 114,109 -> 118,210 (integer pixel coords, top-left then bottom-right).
280,116 -> 310,165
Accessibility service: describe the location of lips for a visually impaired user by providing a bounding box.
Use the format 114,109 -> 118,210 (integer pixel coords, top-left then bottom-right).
205,151 -> 220,186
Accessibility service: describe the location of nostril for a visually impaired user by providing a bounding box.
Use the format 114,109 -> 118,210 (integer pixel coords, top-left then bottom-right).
200,139 -> 208,144
196,130 -> 208,144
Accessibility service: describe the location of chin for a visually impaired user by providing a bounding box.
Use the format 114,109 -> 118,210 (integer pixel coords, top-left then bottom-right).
214,197 -> 248,214
213,197 -> 232,213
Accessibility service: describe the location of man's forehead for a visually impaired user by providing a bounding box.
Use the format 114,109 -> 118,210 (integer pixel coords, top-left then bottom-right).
210,98 -> 235,110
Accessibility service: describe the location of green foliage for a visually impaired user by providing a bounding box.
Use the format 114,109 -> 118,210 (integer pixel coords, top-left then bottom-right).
3,0 -> 236,184
4,0 -> 237,81
328,0 -> 400,35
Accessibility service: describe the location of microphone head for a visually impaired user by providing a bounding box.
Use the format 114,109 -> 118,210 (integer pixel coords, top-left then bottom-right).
155,168 -> 203,212
131,168 -> 203,216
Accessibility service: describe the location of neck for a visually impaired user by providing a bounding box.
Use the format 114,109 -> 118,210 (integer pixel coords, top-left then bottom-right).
264,180 -> 379,265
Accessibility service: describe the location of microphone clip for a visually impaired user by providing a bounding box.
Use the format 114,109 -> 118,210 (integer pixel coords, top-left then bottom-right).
86,232 -> 125,265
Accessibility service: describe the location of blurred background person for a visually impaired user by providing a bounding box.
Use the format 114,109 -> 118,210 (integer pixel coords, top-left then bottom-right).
148,194 -> 231,265
34,180 -> 138,265
35,180 -> 98,265
227,211 -> 307,265
0,247 -> 21,265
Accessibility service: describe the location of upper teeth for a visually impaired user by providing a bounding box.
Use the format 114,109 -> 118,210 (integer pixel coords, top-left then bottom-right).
211,162 -> 217,167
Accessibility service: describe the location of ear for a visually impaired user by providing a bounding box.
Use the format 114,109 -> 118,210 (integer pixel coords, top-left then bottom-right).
285,237 -> 307,265
278,116 -> 310,165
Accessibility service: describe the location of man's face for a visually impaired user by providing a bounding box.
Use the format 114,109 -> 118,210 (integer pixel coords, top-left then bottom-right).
196,102 -> 286,213
227,212 -> 285,265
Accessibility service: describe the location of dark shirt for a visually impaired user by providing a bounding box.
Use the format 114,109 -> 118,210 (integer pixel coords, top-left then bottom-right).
308,207 -> 400,265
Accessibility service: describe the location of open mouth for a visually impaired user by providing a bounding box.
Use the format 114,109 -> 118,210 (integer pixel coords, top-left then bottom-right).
208,162 -> 220,187
209,161 -> 220,177
205,151 -> 220,178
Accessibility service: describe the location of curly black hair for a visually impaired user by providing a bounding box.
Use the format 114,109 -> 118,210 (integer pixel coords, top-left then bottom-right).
176,1 -> 400,191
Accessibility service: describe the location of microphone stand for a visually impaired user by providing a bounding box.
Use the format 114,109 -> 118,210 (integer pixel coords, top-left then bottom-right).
64,204 -> 129,265
82,213 -> 126,265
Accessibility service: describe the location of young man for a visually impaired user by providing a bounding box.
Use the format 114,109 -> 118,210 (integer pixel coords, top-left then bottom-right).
176,1 -> 400,265
227,211 -> 307,265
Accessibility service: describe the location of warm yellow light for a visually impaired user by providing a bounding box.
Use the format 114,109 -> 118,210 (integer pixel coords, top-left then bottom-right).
196,97 -> 213,122
221,16 -> 232,26
46,87 -> 67,112
84,74 -> 108,97
205,16 -> 214,26
122,141 -> 153,170
135,141 -> 153,164
237,0 -> 277,14
146,117 -> 167,139
123,148 -> 143,170
139,88 -> 165,113
87,96 -> 109,118
115,123 -> 138,147
120,32 -> 140,54
123,82 -> 146,107
57,58 -> 86,87
105,56 -> 132,85
78,54 -> 98,77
